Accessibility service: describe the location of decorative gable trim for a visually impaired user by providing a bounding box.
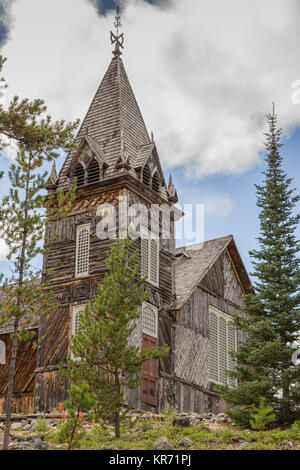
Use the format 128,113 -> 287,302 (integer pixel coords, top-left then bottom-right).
67,135 -> 108,179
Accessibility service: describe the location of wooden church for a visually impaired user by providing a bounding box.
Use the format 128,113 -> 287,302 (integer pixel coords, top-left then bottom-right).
0,26 -> 252,415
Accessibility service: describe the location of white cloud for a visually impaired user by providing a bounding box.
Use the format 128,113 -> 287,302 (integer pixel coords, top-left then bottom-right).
202,192 -> 235,218
2,0 -> 300,178
0,238 -> 9,260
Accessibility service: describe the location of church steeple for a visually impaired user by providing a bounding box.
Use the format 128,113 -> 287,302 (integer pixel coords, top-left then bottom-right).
56,11 -> 176,203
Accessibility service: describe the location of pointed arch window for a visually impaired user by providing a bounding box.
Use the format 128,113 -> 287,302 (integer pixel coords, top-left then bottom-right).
0,340 -> 5,365
152,172 -> 160,193
142,165 -> 151,187
87,158 -> 100,184
74,164 -> 85,187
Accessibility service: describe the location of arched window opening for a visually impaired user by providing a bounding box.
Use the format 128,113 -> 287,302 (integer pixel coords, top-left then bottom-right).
87,159 -> 100,184
74,164 -> 85,187
152,172 -> 160,193
142,165 -> 151,187
0,340 -> 5,365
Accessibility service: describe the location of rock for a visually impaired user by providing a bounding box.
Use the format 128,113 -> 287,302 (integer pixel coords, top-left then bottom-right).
178,437 -> 193,447
153,437 -> 174,450
11,422 -> 22,431
232,437 -> 246,444
217,417 -> 227,423
23,424 -> 32,431
239,442 -> 249,449
172,416 -> 190,427
8,442 -> 32,450
33,438 -> 48,450
21,420 -> 29,427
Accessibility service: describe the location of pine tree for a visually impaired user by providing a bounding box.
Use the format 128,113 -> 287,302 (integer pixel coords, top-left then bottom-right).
56,383 -> 96,450
0,70 -> 79,448
60,235 -> 169,438
218,105 -> 300,426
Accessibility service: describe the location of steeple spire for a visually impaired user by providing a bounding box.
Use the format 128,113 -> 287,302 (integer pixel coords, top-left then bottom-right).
110,6 -> 124,58
50,161 -> 57,184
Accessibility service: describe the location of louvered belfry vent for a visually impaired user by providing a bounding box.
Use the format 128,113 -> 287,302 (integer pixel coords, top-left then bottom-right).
87,158 -> 100,184
142,166 -> 151,187
152,172 -> 160,193
74,164 -> 85,187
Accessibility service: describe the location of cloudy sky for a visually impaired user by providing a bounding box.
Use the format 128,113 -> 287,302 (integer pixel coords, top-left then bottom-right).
0,0 -> 299,277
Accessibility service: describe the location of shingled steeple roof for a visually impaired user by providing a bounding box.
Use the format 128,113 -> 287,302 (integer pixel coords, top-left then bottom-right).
57,53 -> 151,189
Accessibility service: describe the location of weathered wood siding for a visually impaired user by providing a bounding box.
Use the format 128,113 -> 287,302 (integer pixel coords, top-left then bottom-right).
36,181 -> 175,412
162,250 -> 244,413
0,331 -> 37,414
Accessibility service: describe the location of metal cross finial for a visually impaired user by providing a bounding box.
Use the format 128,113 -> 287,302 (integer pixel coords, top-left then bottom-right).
114,6 -> 121,36
110,5 -> 124,57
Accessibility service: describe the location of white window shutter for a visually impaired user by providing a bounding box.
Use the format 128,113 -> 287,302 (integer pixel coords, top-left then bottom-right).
149,235 -> 159,286
142,302 -> 158,338
72,305 -> 85,337
209,312 -> 218,382
140,228 -> 159,287
0,340 -> 6,365
218,316 -> 227,385
75,224 -> 90,277
227,324 -> 237,387
209,306 -> 238,387
141,236 -> 149,279
71,305 -> 85,360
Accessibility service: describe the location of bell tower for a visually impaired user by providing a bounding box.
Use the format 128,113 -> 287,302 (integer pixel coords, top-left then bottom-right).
34,10 -> 179,412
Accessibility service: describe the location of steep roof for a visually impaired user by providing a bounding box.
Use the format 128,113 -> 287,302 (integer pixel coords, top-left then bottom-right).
57,55 -> 151,189
173,235 -> 252,309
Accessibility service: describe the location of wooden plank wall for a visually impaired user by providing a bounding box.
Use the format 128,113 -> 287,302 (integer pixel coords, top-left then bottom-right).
166,250 -> 245,413
36,185 -> 176,412
0,331 -> 37,414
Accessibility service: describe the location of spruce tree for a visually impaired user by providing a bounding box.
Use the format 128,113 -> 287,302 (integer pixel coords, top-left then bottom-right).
61,235 -> 169,438
218,105 -> 300,426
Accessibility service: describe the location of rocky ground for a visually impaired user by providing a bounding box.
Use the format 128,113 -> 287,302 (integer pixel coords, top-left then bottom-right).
0,411 -> 299,450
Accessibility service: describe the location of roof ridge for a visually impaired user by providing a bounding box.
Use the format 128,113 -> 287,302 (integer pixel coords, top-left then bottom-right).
176,234 -> 233,252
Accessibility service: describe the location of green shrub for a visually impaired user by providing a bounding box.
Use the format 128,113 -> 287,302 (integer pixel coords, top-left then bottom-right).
219,430 -> 235,443
250,397 -> 276,431
33,417 -> 51,435
226,407 -> 251,427
161,404 -> 178,426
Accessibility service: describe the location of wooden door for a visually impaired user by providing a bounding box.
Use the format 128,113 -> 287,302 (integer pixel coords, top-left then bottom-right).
141,334 -> 158,406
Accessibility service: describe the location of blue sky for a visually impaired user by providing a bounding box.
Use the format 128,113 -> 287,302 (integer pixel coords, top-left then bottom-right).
0,0 -> 299,280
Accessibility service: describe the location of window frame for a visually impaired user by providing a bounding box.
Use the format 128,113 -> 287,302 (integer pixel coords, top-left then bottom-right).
75,223 -> 90,278
142,302 -> 158,339
208,305 -> 237,387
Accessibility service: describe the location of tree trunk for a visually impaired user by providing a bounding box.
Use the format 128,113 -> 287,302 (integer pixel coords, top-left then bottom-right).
114,368 -> 120,439
282,368 -> 290,424
3,157 -> 30,450
3,317 -> 19,450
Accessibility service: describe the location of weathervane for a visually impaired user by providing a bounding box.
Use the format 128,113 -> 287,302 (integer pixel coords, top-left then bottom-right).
110,6 -> 124,57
